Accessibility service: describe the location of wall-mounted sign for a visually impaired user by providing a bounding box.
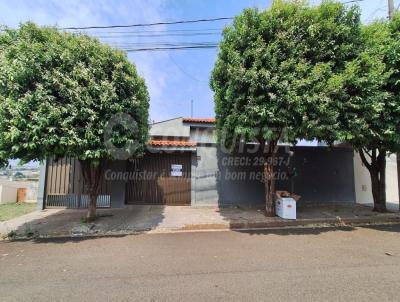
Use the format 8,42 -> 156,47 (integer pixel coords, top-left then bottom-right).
171,164 -> 183,177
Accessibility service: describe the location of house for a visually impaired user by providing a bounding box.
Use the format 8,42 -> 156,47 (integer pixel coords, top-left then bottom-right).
36,117 -> 397,209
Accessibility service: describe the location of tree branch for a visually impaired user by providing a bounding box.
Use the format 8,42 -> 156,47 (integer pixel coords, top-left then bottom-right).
273,130 -> 284,154
362,147 -> 372,159
372,149 -> 377,165
359,149 -> 372,171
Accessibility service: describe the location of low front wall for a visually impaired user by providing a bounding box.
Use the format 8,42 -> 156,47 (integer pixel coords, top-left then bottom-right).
40,146 -> 356,208
192,145 -> 356,207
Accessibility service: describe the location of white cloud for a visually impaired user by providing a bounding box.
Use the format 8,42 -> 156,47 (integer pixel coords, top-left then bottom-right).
0,0 -> 175,121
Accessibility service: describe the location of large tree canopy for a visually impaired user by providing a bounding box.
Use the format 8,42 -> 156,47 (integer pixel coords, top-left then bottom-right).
0,22 -> 149,162
210,0 -> 362,215
211,1 -> 361,146
0,22 -> 149,219
332,16 -> 400,152
328,13 -> 400,211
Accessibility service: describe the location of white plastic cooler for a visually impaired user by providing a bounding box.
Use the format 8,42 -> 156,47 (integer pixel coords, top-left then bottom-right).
275,197 -> 296,220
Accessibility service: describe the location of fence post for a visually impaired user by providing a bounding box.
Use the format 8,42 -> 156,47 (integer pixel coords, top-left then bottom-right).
36,160 -> 48,210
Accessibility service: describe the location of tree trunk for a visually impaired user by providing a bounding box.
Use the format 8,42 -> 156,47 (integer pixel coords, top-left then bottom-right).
79,159 -> 107,222
264,158 -> 276,217
87,194 -> 97,220
264,139 -> 279,217
359,149 -> 387,212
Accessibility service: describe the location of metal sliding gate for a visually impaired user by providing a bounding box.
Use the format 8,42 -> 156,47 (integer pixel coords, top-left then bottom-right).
125,152 -> 191,205
45,158 -> 111,208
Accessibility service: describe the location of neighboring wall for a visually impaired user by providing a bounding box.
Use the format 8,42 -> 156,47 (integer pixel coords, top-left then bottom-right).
190,127 -> 216,144
150,118 -> 190,138
192,145 -> 356,207
0,180 -> 38,203
0,185 -> 17,204
354,153 -> 399,204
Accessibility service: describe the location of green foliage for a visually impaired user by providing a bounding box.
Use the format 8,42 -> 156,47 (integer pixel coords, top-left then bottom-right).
210,0 -> 362,147
329,15 -> 400,153
0,22 -> 149,163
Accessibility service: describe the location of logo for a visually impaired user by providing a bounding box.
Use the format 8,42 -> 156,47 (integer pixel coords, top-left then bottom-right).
104,113 -> 140,160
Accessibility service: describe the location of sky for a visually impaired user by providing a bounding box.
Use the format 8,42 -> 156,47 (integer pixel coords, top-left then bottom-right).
1,0 -> 398,125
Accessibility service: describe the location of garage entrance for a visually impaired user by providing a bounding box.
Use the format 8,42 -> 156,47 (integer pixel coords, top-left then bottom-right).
125,152 -> 191,205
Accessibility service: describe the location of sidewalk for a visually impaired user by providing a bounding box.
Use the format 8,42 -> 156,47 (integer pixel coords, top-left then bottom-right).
1,203 -> 399,239
363,201 -> 399,212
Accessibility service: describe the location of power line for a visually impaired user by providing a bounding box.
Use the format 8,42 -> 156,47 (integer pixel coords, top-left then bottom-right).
73,28 -> 223,34
342,0 -> 364,4
364,0 -> 387,23
111,41 -> 217,45
112,43 -> 219,50
111,43 -> 218,48
93,32 -> 221,38
124,45 -> 218,52
168,54 -> 209,83
60,17 -> 233,30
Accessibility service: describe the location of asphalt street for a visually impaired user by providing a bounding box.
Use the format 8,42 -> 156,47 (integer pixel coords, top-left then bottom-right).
1,225 -> 400,301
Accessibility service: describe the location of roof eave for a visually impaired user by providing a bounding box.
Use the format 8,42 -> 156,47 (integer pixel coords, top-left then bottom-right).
146,146 -> 197,152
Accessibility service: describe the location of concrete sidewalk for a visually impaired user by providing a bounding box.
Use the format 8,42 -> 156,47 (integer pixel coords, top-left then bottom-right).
1,203 -> 399,238
363,201 -> 399,212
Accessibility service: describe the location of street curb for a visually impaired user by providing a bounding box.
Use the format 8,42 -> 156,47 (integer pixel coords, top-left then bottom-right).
230,216 -> 400,229
166,216 -> 400,232
2,216 -> 400,240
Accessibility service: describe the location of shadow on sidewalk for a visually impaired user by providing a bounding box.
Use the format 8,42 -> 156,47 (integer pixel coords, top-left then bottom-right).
214,202 -> 400,236
4,205 -> 166,243
357,224 -> 400,233
236,225 -> 356,236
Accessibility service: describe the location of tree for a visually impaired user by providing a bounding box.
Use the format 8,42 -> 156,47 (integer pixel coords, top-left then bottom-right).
0,23 -> 149,220
210,0 -> 361,216
388,13 -> 400,212
330,14 -> 400,212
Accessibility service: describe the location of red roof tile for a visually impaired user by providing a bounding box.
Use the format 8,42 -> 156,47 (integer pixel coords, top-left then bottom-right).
148,140 -> 197,147
182,118 -> 216,123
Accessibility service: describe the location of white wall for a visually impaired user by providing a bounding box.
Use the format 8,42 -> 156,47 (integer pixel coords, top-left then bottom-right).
386,155 -> 399,203
354,153 -> 399,204
190,128 -> 216,144
150,118 -> 190,138
0,180 -> 38,202
0,185 -> 17,204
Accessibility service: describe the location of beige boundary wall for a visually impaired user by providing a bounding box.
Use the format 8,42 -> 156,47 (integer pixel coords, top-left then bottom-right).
0,180 -> 38,203
0,184 -> 17,204
354,153 -> 399,204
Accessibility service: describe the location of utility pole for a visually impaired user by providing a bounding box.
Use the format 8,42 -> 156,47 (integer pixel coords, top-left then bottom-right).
190,99 -> 194,117
388,0 -> 400,209
388,0 -> 394,19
